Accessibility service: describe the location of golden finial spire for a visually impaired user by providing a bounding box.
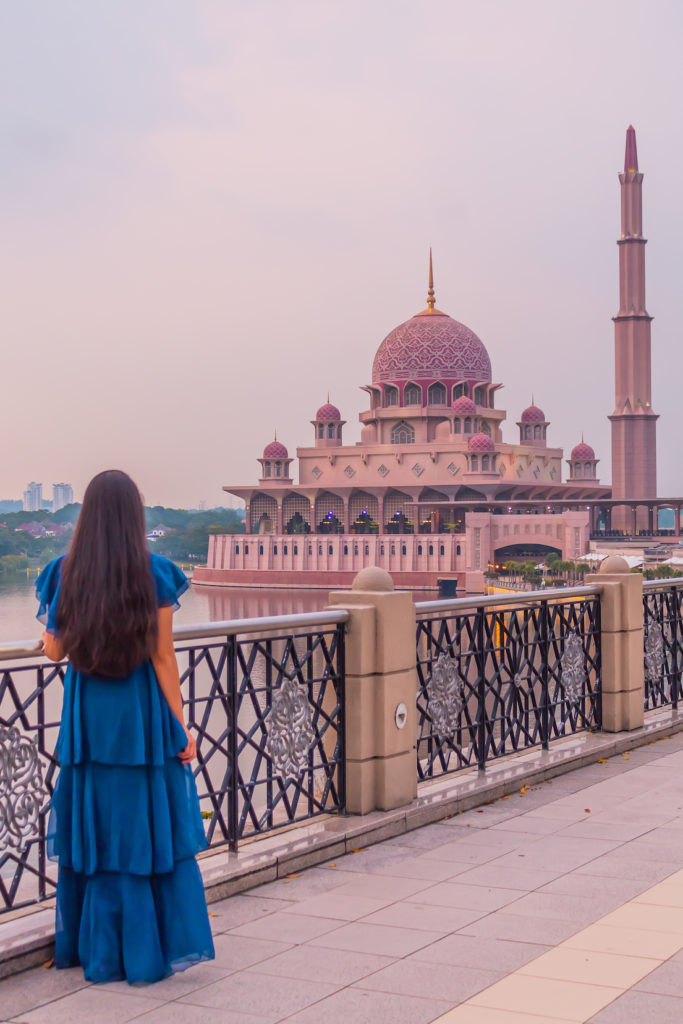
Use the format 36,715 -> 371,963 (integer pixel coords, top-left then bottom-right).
427,248 -> 435,310
327,391 -> 330,403
532,393 -> 535,406
274,428 -> 277,441
581,430 -> 584,443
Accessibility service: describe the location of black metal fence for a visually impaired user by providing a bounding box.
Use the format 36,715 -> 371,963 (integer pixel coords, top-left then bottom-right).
0,612 -> 346,915
415,589 -> 602,781
643,582 -> 681,711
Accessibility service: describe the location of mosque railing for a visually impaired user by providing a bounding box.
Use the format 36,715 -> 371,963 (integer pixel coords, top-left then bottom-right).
414,587 -> 602,781
642,580 -> 682,711
0,610 -> 347,915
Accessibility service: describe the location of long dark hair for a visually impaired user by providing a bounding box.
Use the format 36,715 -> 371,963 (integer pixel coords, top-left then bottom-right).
58,470 -> 157,677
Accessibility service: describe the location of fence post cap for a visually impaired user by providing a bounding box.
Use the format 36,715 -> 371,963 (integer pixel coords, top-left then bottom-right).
599,554 -> 630,574
352,566 -> 394,592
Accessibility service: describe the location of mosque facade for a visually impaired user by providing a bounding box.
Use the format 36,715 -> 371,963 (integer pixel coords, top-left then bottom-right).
194,127 -> 659,592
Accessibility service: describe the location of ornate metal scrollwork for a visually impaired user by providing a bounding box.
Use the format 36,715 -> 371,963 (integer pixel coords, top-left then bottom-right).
427,653 -> 465,739
560,631 -> 587,704
0,725 -> 48,853
266,677 -> 316,781
644,622 -> 665,687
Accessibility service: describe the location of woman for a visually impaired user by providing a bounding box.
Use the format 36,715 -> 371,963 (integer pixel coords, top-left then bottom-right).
37,470 -> 215,984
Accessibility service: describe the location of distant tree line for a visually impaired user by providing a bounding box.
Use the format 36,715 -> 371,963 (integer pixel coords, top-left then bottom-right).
0,505 -> 245,575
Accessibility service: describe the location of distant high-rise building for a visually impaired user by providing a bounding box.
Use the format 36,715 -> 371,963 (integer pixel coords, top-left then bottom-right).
23,482 -> 43,512
198,500 -> 207,511
52,483 -> 74,511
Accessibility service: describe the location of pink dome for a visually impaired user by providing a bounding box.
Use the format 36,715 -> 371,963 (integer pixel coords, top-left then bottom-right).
316,402 -> 341,421
263,440 -> 289,459
467,433 -> 495,452
521,404 -> 546,423
372,311 -> 491,384
452,395 -> 477,415
571,441 -> 595,460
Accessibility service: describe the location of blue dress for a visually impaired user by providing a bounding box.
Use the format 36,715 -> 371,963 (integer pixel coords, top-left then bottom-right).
36,554 -> 215,984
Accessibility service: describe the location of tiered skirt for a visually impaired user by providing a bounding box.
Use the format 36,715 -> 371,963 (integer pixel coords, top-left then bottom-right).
47,663 -> 215,983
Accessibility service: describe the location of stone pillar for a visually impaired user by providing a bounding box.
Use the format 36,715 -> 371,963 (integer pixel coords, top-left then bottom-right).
276,504 -> 284,534
586,555 -> 644,733
676,507 -> 681,537
328,567 -> 417,814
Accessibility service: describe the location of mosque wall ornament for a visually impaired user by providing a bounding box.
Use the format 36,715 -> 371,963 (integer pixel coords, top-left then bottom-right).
266,678 -> 316,781
0,724 -> 49,854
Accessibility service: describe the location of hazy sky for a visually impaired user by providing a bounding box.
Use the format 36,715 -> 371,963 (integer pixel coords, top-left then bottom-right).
2,1 -> 681,507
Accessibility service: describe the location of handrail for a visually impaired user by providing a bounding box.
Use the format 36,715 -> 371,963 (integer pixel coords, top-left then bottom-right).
416,584 -> 603,616
0,609 -> 350,663
643,578 -> 682,591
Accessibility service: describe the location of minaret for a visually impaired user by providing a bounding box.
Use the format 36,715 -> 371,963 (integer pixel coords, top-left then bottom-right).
609,126 -> 658,531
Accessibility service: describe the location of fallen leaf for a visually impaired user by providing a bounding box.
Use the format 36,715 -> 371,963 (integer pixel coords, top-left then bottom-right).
597,758 -> 607,763
329,863 -> 336,867
42,958 -> 54,969
208,912 -> 217,917
476,809 -> 484,813
502,795 -> 512,800
584,808 -> 591,813
286,873 -> 300,879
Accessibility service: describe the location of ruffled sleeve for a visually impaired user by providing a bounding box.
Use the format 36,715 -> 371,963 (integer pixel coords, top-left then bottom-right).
150,555 -> 189,611
35,556 -> 65,634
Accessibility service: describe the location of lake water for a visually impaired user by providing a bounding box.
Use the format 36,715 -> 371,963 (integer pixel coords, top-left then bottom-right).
0,576 -> 349,645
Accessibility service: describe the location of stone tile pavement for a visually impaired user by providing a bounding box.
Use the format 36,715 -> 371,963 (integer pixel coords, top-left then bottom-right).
3,730 -> 683,1023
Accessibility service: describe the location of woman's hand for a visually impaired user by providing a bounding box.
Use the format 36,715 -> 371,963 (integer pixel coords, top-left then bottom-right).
41,631 -> 65,662
177,729 -> 197,763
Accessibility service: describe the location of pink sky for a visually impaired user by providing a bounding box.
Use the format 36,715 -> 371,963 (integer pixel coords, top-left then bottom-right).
1,1 -> 681,507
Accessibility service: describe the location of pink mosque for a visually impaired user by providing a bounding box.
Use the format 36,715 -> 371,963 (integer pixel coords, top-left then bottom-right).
194,127 -> 678,593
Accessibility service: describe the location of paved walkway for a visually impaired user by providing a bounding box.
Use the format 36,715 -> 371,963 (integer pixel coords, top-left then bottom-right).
3,730 -> 683,1023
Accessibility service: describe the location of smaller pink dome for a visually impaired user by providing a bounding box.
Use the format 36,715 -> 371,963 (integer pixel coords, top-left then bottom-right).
468,433 -> 495,452
571,441 -> 595,460
316,402 -> 341,421
521,404 -> 546,423
263,440 -> 289,459
452,395 -> 477,415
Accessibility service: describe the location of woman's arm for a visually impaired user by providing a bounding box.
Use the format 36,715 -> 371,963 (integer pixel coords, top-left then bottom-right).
151,605 -> 196,763
41,631 -> 65,661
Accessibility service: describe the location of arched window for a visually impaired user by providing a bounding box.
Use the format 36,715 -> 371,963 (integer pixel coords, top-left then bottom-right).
385,385 -> 399,406
317,424 -> 324,438
343,544 -> 348,555
453,418 -> 461,434
534,425 -> 541,440
391,420 -> 415,445
464,417 -> 472,433
453,383 -> 467,400
584,462 -> 592,476
482,455 -> 490,471
474,385 -> 487,406
275,462 -> 282,477
404,383 -> 421,405
273,545 -> 278,555
264,462 -> 271,477
337,424 -> 342,438
245,544 -> 249,554
235,544 -> 239,554
417,544 -> 423,555
429,544 -> 433,555
283,545 -> 288,555
259,544 -> 263,555
293,544 -> 298,555
575,463 -> 582,478
402,545 -> 407,555
524,425 -> 531,440
456,544 -> 460,555
364,544 -> 369,555
327,423 -> 336,438
481,421 -> 491,436
428,382 -> 447,405
471,455 -> 478,471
